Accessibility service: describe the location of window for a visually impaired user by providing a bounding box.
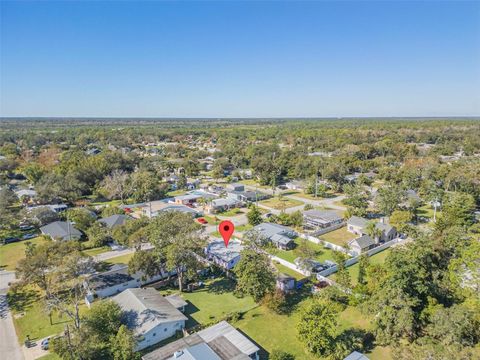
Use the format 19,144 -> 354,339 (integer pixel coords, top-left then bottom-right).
152,333 -> 156,337
164,328 -> 167,332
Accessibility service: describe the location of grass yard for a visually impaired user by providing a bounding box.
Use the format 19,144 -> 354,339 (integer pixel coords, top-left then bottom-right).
417,204 -> 441,220
0,237 -> 49,271
320,227 -> 357,247
259,197 -> 303,210
166,189 -> 188,197
330,249 -> 391,286
273,262 -> 306,280
218,208 -> 245,217
236,299 -> 391,360
287,191 -> 338,201
104,252 -> 134,265
8,286 -> 88,343
272,238 -> 339,264
37,353 -> 61,360
202,215 -> 221,225
159,277 -> 257,328
82,246 -> 111,257
239,179 -> 270,189
235,224 -> 253,233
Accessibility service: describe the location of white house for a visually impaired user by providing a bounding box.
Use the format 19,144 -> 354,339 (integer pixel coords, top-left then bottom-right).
113,288 -> 188,351
205,239 -> 243,270
348,234 -> 376,255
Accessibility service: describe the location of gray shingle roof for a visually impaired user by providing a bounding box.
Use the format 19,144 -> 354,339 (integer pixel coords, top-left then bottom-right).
113,288 -> 188,336
88,263 -> 134,290
347,216 -> 368,228
99,214 -> 130,228
350,235 -> 375,250
304,210 -> 342,223
40,221 -> 82,240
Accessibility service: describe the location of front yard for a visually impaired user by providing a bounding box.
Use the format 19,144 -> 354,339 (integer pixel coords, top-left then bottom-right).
259,197 -> 303,210
320,227 -> 357,247
0,237 -> 49,271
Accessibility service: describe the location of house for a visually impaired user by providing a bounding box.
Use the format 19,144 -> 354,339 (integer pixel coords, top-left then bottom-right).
276,273 -> 296,292
344,351 -> 370,360
141,320 -> 260,360
40,221 -> 82,241
28,203 -> 68,213
226,183 -> 245,192
15,189 -> 37,201
163,294 -> 188,313
140,201 -> 201,218
285,180 -> 305,190
303,210 -> 343,229
205,239 -> 243,270
113,288 -> 188,351
98,214 -> 130,229
347,216 -> 397,242
227,189 -> 268,203
85,148 -> 101,156
84,263 -> 170,303
174,194 -> 202,205
348,234 -> 376,255
251,222 -> 297,250
205,198 -> 241,214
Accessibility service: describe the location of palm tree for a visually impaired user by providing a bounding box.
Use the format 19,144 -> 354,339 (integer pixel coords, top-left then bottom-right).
365,221 -> 382,243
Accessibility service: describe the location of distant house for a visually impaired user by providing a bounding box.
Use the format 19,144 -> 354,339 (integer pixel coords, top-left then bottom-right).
28,203 -> 68,213
141,320 -> 260,360
40,221 -> 82,241
227,189 -> 268,202
347,216 -> 397,242
85,148 -> 101,156
348,234 -> 376,254
303,210 -> 343,229
141,202 -> 200,218
84,263 -> 169,303
205,239 -> 243,270
252,222 -> 297,250
174,194 -> 202,205
344,351 -> 370,360
205,198 -> 241,214
285,180 -> 305,190
98,214 -> 130,229
113,288 -> 188,351
15,189 -> 37,201
226,183 -> 245,192
276,273 -> 296,292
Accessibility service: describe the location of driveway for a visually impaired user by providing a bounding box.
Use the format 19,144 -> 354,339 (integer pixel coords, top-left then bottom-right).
0,271 -> 24,360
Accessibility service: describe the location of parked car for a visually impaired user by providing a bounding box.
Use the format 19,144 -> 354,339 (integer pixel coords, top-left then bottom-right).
19,225 -> 35,231
22,233 -> 36,240
2,237 -> 20,245
41,338 -> 50,350
196,217 -> 208,225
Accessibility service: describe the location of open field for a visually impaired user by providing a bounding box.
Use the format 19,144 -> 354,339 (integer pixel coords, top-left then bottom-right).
0,237 -> 49,270
259,197 -> 303,210
320,227 -> 357,247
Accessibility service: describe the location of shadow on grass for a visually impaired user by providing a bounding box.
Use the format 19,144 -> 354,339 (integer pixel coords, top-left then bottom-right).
6,286 -> 40,313
207,277 -> 236,294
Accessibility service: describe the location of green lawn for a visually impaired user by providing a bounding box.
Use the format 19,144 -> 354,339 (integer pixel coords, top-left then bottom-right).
287,191 -> 338,201
273,262 -> 306,280
8,286 -> 88,343
88,199 -> 123,207
259,197 -> 303,210
104,252 -> 134,265
82,246 -> 111,257
235,224 -> 253,232
159,278 -> 257,328
37,353 -> 61,360
166,189 -> 188,197
417,205 -> 441,220
271,238 -> 339,264
217,208 -> 245,217
0,237 -> 49,271
202,215 -> 221,225
320,227 -> 357,247
239,179 -> 270,189
330,249 -> 391,286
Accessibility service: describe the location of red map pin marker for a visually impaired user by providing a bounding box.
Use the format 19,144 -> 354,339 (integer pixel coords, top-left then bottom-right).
219,220 -> 234,247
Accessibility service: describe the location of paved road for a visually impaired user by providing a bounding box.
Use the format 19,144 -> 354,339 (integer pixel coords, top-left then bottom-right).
0,271 -> 24,360
204,213 -> 249,236
93,243 -> 153,262
285,194 -> 347,211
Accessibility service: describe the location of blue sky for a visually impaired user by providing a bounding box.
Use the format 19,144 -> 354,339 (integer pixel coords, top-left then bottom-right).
1,1 -> 479,117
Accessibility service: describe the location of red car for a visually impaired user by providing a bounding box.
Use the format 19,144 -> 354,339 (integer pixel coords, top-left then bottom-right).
196,218 -> 208,225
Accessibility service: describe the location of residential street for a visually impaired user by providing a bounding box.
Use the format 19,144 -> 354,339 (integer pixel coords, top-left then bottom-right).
0,271 -> 24,360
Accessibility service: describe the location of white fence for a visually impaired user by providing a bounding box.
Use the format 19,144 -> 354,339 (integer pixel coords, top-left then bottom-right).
270,255 -> 311,276
311,222 -> 345,237
316,237 -> 406,278
299,233 -> 352,255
